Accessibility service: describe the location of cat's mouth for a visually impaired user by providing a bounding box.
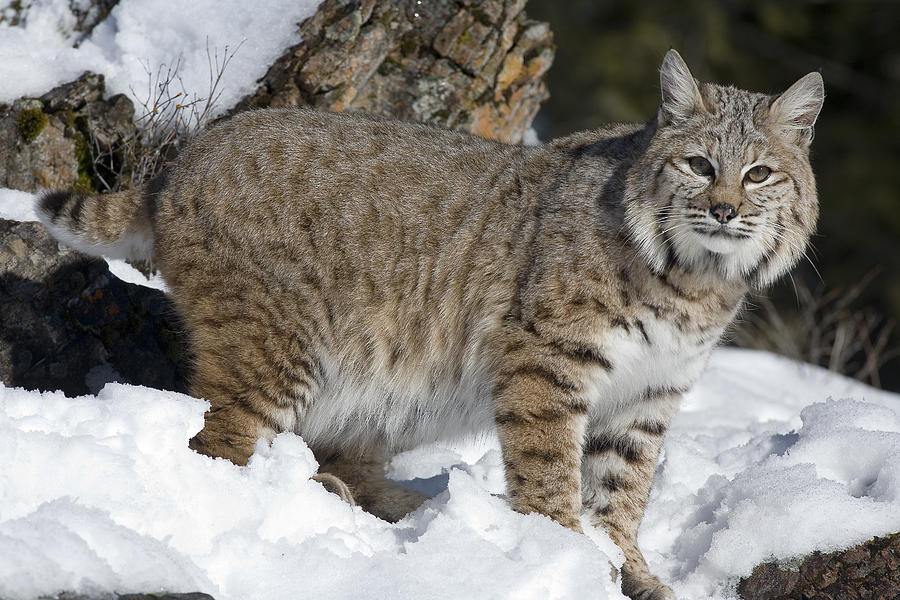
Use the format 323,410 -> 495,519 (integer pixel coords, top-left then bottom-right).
691,225 -> 750,254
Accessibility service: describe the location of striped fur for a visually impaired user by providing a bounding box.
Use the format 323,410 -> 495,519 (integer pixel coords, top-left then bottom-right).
36,50 -> 821,600
37,187 -> 154,261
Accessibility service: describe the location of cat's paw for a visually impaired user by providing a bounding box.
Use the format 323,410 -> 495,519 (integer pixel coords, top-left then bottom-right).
621,570 -> 675,600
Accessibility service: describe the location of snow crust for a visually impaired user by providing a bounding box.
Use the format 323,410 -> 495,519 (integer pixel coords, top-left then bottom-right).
1,347 -> 898,600
0,0 -> 323,116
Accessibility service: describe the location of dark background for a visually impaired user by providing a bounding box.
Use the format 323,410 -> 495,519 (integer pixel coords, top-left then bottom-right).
527,0 -> 900,390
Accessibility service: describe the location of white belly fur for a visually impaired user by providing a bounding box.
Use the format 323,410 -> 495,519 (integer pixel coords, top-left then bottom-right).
298,312 -> 720,451
298,354 -> 495,452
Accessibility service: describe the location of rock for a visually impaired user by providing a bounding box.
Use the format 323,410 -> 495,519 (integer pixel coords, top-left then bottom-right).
68,0 -> 120,46
234,0 -> 554,143
0,219 -> 190,396
738,533 -> 900,600
0,71 -> 137,194
0,99 -> 79,191
39,72 -> 106,113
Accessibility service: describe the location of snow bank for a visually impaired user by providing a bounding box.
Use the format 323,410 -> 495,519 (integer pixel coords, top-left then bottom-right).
0,384 -> 624,600
0,0 -> 323,115
645,348 -> 900,598
1,349 -> 898,600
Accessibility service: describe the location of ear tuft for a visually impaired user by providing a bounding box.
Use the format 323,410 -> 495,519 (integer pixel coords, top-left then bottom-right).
770,72 -> 824,144
659,49 -> 705,125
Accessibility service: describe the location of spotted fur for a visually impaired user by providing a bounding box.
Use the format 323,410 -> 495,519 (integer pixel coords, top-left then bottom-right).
36,50 -> 822,600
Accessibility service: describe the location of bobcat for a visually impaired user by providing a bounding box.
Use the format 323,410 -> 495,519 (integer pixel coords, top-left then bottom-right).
37,50 -> 823,599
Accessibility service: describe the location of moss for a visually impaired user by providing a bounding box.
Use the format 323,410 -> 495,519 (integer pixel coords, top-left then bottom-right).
60,109 -> 78,130
16,106 -> 48,143
71,130 -> 96,194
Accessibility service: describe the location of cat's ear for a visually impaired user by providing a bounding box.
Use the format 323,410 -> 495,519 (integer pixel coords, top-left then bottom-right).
658,49 -> 705,125
769,72 -> 824,145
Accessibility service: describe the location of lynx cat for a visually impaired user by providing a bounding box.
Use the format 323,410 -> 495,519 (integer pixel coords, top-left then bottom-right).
38,50 -> 823,599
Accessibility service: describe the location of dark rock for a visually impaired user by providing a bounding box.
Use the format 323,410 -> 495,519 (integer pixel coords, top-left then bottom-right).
68,0 -> 120,46
0,219 -> 190,396
738,532 -> 900,600
39,72 -> 106,112
234,0 -> 554,143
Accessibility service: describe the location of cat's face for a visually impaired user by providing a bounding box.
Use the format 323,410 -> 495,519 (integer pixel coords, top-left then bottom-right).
625,51 -> 824,288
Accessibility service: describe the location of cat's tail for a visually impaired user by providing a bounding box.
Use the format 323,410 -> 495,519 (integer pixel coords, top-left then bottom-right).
35,186 -> 154,262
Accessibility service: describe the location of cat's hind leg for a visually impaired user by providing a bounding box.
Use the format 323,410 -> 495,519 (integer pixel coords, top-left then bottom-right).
185,315 -> 323,467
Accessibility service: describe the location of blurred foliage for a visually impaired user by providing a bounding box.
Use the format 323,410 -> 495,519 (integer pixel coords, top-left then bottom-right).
528,0 -> 900,390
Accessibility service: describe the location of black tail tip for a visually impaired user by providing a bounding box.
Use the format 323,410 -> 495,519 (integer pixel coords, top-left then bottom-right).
38,190 -> 72,220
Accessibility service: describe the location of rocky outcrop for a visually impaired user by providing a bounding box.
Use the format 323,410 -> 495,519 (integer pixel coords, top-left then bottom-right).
235,0 -> 554,143
738,533 -> 900,600
0,71 -> 137,194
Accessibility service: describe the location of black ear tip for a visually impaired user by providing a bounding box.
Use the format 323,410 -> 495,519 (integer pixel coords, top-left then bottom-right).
39,190 -> 72,219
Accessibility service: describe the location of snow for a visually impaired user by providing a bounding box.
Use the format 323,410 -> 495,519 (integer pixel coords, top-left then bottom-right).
0,384 -> 622,600
1,341 -> 898,600
0,0 -> 323,116
644,349 -> 900,597
0,188 -> 38,223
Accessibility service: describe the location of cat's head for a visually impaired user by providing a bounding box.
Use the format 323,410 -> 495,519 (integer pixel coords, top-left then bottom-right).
625,49 -> 824,288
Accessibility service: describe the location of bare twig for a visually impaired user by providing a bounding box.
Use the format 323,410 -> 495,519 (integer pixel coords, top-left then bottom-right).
87,39 -> 243,192
732,271 -> 898,388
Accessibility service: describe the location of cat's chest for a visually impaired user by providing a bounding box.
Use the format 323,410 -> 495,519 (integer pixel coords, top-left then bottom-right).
586,309 -> 720,404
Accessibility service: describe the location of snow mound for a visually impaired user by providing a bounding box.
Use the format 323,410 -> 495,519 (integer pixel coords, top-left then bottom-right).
644,348 -> 900,598
0,383 -> 625,600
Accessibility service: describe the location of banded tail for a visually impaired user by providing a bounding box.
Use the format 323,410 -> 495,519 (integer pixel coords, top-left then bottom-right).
36,187 -> 154,262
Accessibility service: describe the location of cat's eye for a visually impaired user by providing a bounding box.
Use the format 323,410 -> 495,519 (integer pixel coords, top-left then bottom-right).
745,165 -> 772,184
687,156 -> 714,178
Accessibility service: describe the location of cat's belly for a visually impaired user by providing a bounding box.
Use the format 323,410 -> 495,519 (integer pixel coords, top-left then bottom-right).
297,358 -> 495,452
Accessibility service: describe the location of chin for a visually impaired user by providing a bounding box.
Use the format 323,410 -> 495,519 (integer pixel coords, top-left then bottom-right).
674,230 -> 766,282
694,231 -> 743,255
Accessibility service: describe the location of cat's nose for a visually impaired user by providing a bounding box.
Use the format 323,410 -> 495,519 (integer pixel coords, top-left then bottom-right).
710,203 -> 736,224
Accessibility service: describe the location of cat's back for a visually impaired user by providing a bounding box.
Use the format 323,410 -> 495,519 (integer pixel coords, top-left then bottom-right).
155,108 -> 527,251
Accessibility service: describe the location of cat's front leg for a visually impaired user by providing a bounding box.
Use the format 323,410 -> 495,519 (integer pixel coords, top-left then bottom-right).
581,390 -> 680,600
493,341 -> 590,532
